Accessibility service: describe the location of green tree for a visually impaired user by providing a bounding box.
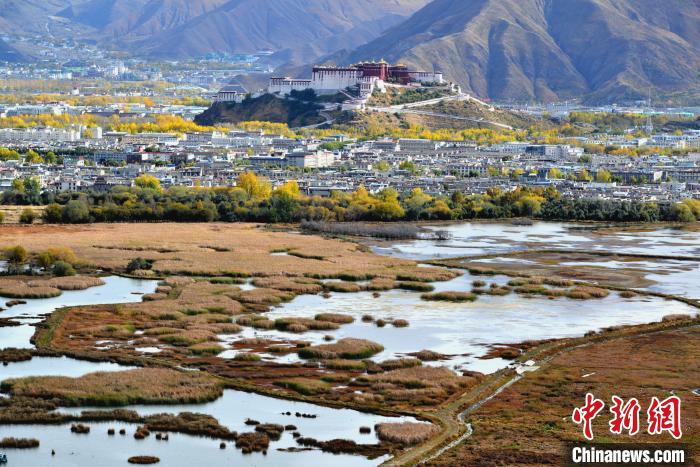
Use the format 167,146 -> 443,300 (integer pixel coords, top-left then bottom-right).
43,203 -> 63,223
62,200 -> 91,223
4,245 -> 28,264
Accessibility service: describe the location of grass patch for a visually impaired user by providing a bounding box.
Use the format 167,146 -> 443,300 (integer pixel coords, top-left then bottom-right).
298,338 -> 384,360
1,369 -> 223,406
397,281 -> 435,292
421,291 -> 478,302
275,378 -> 330,395
375,422 -> 438,446
0,437 -> 40,448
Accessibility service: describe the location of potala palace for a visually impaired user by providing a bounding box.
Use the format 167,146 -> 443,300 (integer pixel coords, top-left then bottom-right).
268,61 -> 444,98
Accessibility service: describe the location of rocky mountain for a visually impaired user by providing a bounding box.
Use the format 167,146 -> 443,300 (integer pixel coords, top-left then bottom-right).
0,38 -> 24,62
0,0 -> 74,34
57,0 -> 429,63
333,0 -> 700,104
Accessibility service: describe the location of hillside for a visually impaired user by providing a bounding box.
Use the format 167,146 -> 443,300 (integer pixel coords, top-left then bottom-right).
57,0 -> 429,63
0,38 -> 24,62
194,93 -> 326,128
335,0 -> 700,104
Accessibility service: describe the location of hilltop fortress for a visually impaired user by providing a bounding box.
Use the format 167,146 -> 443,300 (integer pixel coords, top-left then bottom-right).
268,61 -> 443,98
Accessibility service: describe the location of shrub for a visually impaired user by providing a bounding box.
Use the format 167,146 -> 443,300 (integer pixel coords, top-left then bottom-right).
0,211 -> 4,224
472,280 -> 487,288
126,257 -> 153,273
19,208 -> 36,224
4,245 -> 28,264
52,261 -> 76,277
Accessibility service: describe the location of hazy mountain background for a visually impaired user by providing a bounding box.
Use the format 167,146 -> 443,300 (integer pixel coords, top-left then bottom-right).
329,0 -> 700,104
0,0 -> 698,104
56,0 -> 429,64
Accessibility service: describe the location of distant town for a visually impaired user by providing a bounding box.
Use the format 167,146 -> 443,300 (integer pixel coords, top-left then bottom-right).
1,54 -> 700,207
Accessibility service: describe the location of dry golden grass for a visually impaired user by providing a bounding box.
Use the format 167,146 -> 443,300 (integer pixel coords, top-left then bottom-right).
375,422 -> 438,446
1,368 -> 222,405
324,281 -> 363,293
33,276 -> 105,290
566,285 -> 610,299
313,313 -> 354,324
0,279 -> 61,299
0,275 -> 105,298
0,223 -> 451,281
251,276 -> 323,294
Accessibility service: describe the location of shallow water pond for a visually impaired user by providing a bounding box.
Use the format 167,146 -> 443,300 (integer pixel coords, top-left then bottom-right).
58,389 -> 420,445
222,271 -> 697,374
0,421 -> 387,467
372,221 -> 700,259
0,357 -> 136,382
0,276 -> 158,349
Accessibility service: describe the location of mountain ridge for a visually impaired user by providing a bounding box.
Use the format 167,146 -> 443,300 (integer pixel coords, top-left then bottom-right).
330,0 -> 700,104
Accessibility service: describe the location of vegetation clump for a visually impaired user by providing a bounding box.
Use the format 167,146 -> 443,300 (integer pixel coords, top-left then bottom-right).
421,291 -> 478,302
314,313 -> 354,324
0,437 -> 40,448
298,338 -> 384,360
397,282 -> 435,292
375,422 -> 438,446
128,456 -> 160,464
235,432 -> 269,453
2,369 -> 223,406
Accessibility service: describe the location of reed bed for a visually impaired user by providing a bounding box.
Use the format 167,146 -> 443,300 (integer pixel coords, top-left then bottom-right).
314,313 -> 354,324
566,286 -> 610,299
378,358 -> 422,371
30,276 -> 105,291
0,284 -> 62,299
366,277 -> 395,291
421,291 -> 478,302
396,282 -> 435,292
0,437 -> 40,448
0,223 -> 453,282
188,342 -> 224,356
128,456 -> 160,464
298,338 -> 384,360
251,277 -> 323,294
2,368 -> 223,406
375,422 -> 438,446
275,378 -> 331,395
233,352 -> 262,362
324,281 -> 363,293
324,359 -> 367,371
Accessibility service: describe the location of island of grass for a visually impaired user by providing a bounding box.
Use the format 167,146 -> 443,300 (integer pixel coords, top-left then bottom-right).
1,368 -> 223,406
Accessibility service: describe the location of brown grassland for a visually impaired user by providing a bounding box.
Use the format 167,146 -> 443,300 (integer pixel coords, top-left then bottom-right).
425,326 -> 700,466
0,223 -> 454,280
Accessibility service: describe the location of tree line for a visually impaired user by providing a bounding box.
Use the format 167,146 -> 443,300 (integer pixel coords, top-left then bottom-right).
2,173 -> 697,225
